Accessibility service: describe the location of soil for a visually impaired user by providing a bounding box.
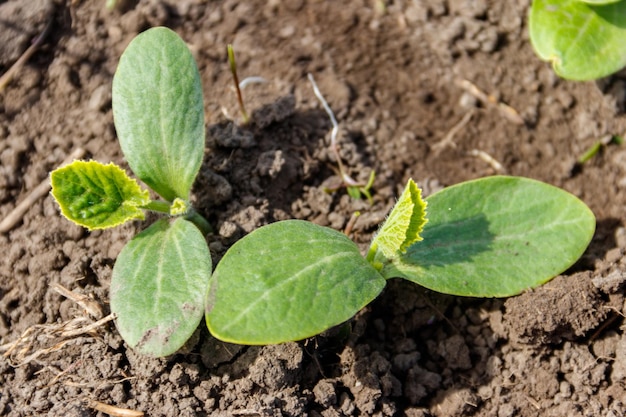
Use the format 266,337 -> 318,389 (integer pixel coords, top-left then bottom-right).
1,0 -> 626,416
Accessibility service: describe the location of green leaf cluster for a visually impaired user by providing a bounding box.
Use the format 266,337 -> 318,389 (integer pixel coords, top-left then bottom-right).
50,27 -> 597,356
529,0 -> 626,80
50,27 -> 210,357
207,176 -> 595,344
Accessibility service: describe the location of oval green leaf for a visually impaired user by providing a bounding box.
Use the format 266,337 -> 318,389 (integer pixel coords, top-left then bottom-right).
112,27 -> 205,201
382,176 -> 595,297
110,218 -> 211,357
50,160 -> 150,230
206,220 -> 385,345
529,0 -> 626,80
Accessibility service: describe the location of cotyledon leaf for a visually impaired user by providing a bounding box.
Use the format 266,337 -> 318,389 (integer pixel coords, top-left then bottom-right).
381,176 -> 596,297
112,27 -> 205,201
110,217 -> 211,357
206,220 -> 385,345
50,160 -> 150,230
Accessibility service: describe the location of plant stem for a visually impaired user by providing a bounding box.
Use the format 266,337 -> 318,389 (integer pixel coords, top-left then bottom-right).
186,210 -> 213,235
143,200 -> 171,214
228,44 -> 250,124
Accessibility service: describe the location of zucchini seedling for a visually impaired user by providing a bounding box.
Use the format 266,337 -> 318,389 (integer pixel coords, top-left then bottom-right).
50,27 -> 211,357
51,27 -> 597,356
206,176 -> 596,344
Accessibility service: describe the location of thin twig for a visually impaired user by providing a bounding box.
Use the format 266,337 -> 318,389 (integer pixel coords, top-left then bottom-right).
0,147 -> 86,233
52,283 -> 104,320
238,76 -> 267,89
343,211 -> 360,236
308,74 -> 348,180
60,313 -> 116,338
468,149 -> 504,173
455,78 -> 524,125
85,399 -> 144,417
432,110 -> 474,153
0,17 -> 54,92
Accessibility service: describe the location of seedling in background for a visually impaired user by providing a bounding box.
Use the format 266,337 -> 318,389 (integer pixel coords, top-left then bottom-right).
50,27 -> 211,357
227,44 -> 251,124
529,0 -> 626,80
51,27 -> 597,356
308,73 -> 376,202
577,135 -> 623,164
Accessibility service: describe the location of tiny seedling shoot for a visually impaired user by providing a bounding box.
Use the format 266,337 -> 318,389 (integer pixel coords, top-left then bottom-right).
227,44 -> 250,124
529,0 -> 626,80
51,27 -> 596,356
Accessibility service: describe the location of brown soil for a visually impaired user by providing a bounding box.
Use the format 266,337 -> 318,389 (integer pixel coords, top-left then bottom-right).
1,0 -> 626,416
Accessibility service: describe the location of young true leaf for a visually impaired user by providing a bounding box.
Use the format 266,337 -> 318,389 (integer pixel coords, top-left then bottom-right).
50,160 -> 150,230
368,178 -> 428,268
381,176 -> 595,297
206,220 -> 386,345
112,27 -> 205,202
529,0 -> 626,80
110,217 -> 211,357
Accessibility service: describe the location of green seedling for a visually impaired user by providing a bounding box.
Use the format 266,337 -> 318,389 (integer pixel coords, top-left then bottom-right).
51,27 -> 597,356
308,73 -> 376,203
529,0 -> 626,80
206,176 -> 595,344
577,134 -> 623,164
227,44 -> 251,124
50,27 -> 211,357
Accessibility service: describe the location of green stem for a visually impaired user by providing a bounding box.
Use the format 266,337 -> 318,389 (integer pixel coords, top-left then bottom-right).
186,210 -> 213,235
142,200 -> 171,214
228,44 -> 250,124
577,142 -> 602,164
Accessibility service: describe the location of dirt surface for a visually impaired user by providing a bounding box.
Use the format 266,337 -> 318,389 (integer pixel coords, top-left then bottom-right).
1,0 -> 626,415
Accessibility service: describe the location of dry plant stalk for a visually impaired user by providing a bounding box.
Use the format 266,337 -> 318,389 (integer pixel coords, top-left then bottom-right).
85,399 -> 144,417
455,78 -> 525,125
0,284 -> 113,366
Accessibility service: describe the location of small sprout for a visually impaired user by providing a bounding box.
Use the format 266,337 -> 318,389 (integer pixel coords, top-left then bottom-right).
578,134 -> 623,164
227,44 -> 250,124
308,73 -> 376,203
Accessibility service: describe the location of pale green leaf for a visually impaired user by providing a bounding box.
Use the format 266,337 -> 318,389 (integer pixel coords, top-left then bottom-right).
50,160 -> 150,230
382,176 -> 595,297
112,27 -> 205,201
529,0 -> 626,80
206,220 -> 385,345
368,179 -> 428,268
110,218 -> 212,357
